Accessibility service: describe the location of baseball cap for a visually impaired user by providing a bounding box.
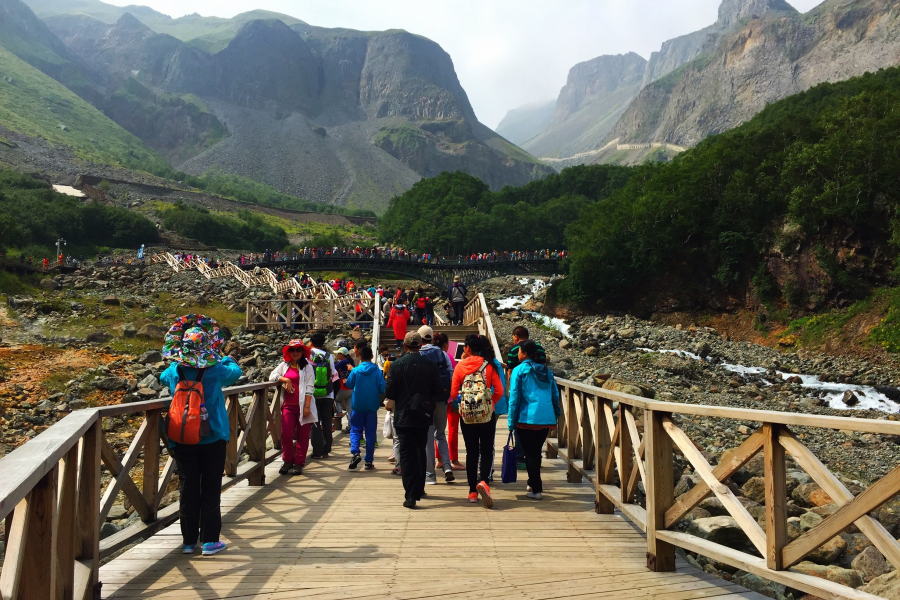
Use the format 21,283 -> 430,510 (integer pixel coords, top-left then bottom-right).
417,325 -> 433,341
403,331 -> 422,348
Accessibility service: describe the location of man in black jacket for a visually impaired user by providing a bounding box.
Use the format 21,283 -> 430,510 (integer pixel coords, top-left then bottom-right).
385,331 -> 445,508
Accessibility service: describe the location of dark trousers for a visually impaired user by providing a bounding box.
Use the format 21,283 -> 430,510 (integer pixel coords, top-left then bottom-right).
514,429 -> 526,462
315,397 -> 334,453
460,413 -> 497,492
517,427 -> 550,494
396,426 -> 429,502
451,301 -> 466,325
170,440 -> 226,545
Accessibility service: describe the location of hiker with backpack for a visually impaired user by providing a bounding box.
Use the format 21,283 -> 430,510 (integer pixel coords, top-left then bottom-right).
413,288 -> 427,325
449,334 -> 504,508
417,326 -> 455,484
309,333 -> 339,457
508,340 -> 560,500
160,315 -> 242,556
386,295 -> 411,350
424,296 -> 436,326
385,331 -> 445,509
268,340 -> 316,476
346,344 -> 385,471
449,276 -> 467,325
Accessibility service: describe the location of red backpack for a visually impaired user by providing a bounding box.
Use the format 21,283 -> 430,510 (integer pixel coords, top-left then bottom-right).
416,296 -> 426,309
167,367 -> 208,445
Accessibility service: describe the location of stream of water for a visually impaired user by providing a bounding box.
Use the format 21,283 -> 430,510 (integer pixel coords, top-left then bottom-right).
498,278 -> 572,337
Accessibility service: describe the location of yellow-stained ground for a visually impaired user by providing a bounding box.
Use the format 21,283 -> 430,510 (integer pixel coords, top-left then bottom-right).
100,417 -> 768,600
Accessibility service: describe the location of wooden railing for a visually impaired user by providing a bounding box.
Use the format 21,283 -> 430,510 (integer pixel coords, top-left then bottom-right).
549,378 -> 896,600
245,294 -> 378,331
462,293 -> 503,362
0,381 -> 284,600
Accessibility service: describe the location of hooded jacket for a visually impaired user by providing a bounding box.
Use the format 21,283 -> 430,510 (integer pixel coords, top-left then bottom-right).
345,360 -> 386,413
508,359 -> 560,429
386,304 -> 411,341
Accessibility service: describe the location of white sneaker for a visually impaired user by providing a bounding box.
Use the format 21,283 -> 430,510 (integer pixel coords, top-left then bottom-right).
525,491 -> 542,500
526,485 -> 532,492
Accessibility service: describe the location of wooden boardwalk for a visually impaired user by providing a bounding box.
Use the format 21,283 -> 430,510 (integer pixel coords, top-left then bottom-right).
100,416 -> 766,600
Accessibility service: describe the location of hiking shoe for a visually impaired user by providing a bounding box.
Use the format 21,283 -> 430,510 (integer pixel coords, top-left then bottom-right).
467,492 -> 478,503
182,544 -> 196,554
391,467 -> 402,476
476,481 -> 493,509
201,541 -> 226,556
444,469 -> 455,483
278,462 -> 291,475
425,474 -> 437,485
349,453 -> 362,470
402,499 -> 416,509
365,462 -> 374,470
290,464 -> 303,476
526,491 -> 543,500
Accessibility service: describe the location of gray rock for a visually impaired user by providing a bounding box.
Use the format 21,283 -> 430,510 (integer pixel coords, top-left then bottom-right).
862,570 -> 900,597
40,278 -> 60,291
617,328 -> 636,339
69,399 -> 88,409
100,522 -> 123,540
95,377 -> 128,391
732,570 -> 786,599
799,511 -> 823,531
138,350 -> 163,364
842,390 -> 859,406
685,516 -> 751,550
69,302 -> 85,311
742,476 -> 765,504
85,331 -> 111,343
102,296 -> 120,306
137,324 -> 168,339
138,374 -> 161,391
118,323 -> 137,338
792,482 -> 822,508
695,342 -> 711,359
852,546 -> 893,582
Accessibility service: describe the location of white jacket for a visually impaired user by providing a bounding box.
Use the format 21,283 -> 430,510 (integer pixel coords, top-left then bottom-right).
269,361 -> 318,425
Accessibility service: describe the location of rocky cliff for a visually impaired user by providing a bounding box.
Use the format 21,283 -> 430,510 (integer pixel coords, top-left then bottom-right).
495,100 -> 555,146
609,0 -> 900,149
17,0 -> 551,210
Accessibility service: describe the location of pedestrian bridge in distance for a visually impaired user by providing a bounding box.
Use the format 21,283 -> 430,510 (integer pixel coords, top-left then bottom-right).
246,256 -> 562,289
0,295 -> 894,600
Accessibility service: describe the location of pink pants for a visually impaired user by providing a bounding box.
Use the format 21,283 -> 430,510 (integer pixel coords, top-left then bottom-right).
282,403 -> 311,465
447,408 -> 460,462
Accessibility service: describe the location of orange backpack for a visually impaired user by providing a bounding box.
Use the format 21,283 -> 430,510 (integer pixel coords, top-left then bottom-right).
167,367 -> 208,445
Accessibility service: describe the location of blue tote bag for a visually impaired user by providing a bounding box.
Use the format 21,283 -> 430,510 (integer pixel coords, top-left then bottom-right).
501,432 -> 517,484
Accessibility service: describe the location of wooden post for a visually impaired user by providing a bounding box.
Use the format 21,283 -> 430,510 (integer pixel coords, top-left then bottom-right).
248,390 -> 267,486
224,395 -> 239,477
142,409 -> 161,523
546,384 -> 561,459
619,404 -> 633,504
56,444 -> 80,600
566,387 -> 581,483
582,393 -> 594,471
595,397 -> 614,514
645,409 -> 675,572
764,423 -> 787,570
270,388 -> 283,450
76,420 -> 100,600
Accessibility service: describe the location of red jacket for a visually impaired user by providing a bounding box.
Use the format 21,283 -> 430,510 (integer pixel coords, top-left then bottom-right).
387,305 -> 410,341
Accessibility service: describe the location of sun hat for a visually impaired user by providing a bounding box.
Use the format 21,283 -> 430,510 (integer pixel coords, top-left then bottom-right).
417,325 -> 433,342
453,275 -> 461,282
282,339 -> 309,362
335,347 -> 350,356
403,331 -> 423,348
162,314 -> 224,368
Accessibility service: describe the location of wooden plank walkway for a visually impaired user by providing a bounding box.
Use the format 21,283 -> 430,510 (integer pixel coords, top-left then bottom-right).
100,412 -> 768,600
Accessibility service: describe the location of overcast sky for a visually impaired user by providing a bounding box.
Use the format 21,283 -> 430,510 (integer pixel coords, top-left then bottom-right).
104,0 -> 824,128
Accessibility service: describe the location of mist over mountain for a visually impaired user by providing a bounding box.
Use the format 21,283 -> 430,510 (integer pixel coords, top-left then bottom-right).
2,0 -> 551,211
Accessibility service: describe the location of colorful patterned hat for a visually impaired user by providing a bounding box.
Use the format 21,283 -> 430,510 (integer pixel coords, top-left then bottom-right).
162,314 -> 224,368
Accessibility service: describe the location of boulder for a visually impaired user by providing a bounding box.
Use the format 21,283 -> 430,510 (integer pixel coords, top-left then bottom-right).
95,377 -> 128,391
674,474 -> 696,497
742,477 -> 766,504
559,339 -> 571,350
807,535 -> 847,565
617,328 -> 636,339
842,390 -> 859,406
99,522 -> 123,540
732,571 -> 786,599
137,374 -> 161,391
793,562 -> 865,588
873,497 -> 900,536
138,350 -> 163,364
799,511 -> 823,531
685,516 -> 751,550
808,488 -> 834,507
862,570 -> 900,598
40,278 -> 60,291
698,497 -> 728,517
694,342 -> 711,359
137,324 -> 168,339
583,346 -> 599,357
85,331 -> 111,343
793,482 -> 823,508
602,378 -> 653,398
102,296 -> 120,306
851,547 -> 893,582
117,323 -> 137,338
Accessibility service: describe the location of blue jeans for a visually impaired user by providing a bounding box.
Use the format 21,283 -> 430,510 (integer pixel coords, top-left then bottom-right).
349,410 -> 378,463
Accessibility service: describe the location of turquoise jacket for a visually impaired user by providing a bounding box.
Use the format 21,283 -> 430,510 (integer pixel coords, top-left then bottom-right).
507,359 -> 560,430
489,358 -> 509,415
346,360 -> 386,413
160,357 -> 242,446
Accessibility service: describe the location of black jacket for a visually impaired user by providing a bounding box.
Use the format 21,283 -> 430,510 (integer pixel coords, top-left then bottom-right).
386,351 -> 444,428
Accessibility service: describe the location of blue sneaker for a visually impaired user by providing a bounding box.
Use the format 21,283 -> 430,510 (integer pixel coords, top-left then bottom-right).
182,544 -> 195,554
201,541 -> 226,556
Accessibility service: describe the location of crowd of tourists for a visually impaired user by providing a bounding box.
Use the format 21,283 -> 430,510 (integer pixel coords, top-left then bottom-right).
240,247 -> 567,264
158,308 -> 559,556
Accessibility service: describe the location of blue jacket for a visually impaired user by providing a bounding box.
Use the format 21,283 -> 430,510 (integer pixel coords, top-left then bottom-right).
160,357 -> 243,447
346,360 -> 386,413
508,359 -> 560,429
490,358 -> 509,415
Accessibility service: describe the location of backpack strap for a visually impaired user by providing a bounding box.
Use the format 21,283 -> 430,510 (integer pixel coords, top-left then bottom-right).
477,359 -> 488,374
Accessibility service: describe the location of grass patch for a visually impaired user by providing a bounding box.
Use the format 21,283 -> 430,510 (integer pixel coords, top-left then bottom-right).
785,295 -> 874,346
0,270 -> 39,296
868,288 -> 900,352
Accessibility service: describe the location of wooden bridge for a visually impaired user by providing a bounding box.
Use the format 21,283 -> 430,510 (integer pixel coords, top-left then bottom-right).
0,295 -> 896,600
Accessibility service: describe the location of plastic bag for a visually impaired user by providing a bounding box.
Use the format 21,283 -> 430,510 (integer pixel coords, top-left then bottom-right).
382,412 -> 394,439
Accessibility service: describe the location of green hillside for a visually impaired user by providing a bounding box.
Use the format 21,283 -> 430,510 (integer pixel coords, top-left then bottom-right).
0,44 -> 170,171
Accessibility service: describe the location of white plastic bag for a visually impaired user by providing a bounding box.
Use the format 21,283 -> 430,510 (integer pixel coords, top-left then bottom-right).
382,412 -> 394,439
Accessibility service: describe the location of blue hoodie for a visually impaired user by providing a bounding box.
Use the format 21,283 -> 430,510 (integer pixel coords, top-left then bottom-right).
508,359 -> 560,429
160,357 -> 243,446
345,360 -> 386,413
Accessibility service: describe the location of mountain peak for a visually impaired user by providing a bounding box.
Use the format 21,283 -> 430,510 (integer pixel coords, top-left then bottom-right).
716,0 -> 797,30
115,11 -> 151,32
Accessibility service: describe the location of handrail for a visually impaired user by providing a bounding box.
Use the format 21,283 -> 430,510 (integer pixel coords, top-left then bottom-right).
371,299 -> 381,362
462,293 -> 504,367
548,377 -> 896,600
0,380 -> 284,600
245,295 -> 379,331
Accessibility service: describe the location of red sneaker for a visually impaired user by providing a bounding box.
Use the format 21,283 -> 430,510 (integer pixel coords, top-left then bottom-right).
467,492 -> 478,503
476,481 -> 493,509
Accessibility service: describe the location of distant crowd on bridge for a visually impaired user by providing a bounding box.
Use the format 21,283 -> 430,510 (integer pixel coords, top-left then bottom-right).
237,247 -> 568,265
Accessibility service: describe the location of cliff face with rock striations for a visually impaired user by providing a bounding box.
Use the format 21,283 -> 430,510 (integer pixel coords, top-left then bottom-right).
609,0 -> 900,148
